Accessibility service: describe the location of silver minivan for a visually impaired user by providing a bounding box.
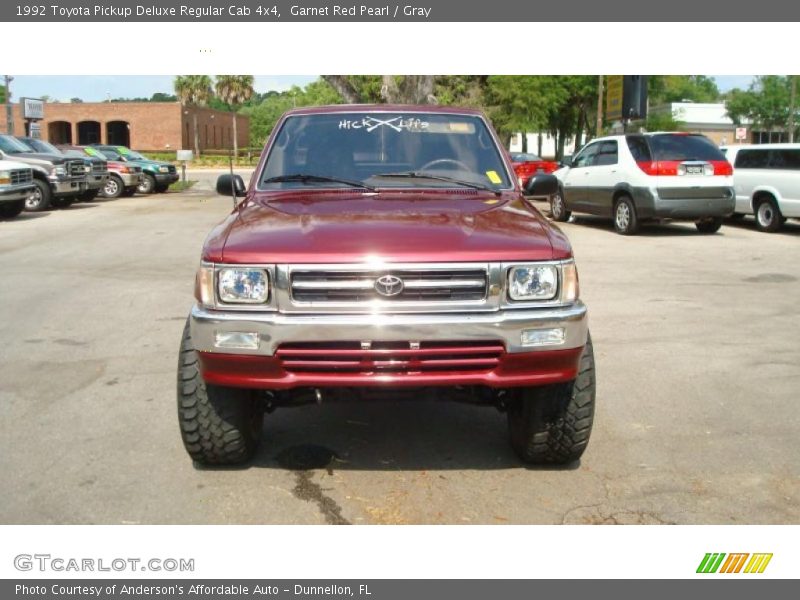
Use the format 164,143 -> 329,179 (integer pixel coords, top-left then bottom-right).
722,143 -> 800,232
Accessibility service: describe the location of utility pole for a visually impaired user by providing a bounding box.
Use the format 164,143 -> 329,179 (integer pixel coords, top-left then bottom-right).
596,75 -> 604,137
789,75 -> 796,143
4,75 -> 13,135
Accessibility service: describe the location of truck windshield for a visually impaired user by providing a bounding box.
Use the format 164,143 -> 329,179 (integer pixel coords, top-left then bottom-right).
259,112 -> 512,191
21,138 -> 62,154
0,135 -> 34,154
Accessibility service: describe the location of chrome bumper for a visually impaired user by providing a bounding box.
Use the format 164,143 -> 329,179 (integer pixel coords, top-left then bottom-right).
51,178 -> 86,196
0,183 -> 34,202
120,173 -> 142,186
86,173 -> 110,191
189,301 -> 589,356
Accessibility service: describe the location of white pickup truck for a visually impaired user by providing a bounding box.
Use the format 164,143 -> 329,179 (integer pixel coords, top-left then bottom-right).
0,159 -> 35,219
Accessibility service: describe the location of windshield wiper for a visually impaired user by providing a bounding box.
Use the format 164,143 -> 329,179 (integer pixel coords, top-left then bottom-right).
263,173 -> 376,192
374,171 -> 501,196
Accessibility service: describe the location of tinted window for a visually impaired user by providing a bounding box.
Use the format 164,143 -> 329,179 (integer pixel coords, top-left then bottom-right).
735,149 -> 769,169
648,134 -> 725,161
510,153 -> 542,162
262,112 -> 512,189
626,136 -> 652,162
572,143 -> 599,168
594,141 -> 618,166
769,149 -> 800,170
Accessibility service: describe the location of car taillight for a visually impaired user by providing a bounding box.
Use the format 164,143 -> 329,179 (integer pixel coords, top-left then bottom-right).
709,160 -> 733,176
543,162 -> 559,173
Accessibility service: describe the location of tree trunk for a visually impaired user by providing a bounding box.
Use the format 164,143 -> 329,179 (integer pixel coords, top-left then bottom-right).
322,76 -> 361,103
521,132 -> 528,153
232,111 -> 238,159
193,112 -> 200,157
537,133 -> 543,157
789,75 -> 796,143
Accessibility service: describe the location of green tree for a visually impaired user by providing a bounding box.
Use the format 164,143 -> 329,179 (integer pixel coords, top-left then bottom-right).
174,75 -> 213,156
150,92 -> 177,102
649,76 -> 720,104
725,76 -> 796,140
215,75 -> 255,157
485,76 -> 556,151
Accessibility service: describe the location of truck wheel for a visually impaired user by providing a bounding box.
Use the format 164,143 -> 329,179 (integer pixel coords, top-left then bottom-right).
695,216 -> 723,234
613,195 -> 639,235
0,200 -> 25,218
754,195 -> 783,232
507,335 -> 596,465
155,184 -> 169,193
102,175 -> 123,199
550,190 -> 570,222
79,189 -> 100,202
138,173 -> 156,194
177,320 -> 264,465
25,179 -> 52,212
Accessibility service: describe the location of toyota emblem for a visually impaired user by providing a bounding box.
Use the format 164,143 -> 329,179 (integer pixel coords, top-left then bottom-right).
374,274 -> 404,297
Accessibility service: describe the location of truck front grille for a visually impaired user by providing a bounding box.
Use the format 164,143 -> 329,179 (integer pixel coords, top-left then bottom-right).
276,341 -> 504,374
67,160 -> 85,177
291,267 -> 488,304
92,161 -> 108,173
10,169 -> 32,185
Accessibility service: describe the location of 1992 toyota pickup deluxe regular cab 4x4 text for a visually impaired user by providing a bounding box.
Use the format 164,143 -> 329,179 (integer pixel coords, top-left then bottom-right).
178,105 -> 595,466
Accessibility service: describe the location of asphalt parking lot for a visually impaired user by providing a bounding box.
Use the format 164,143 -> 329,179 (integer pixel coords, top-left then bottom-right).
1,186 -> 798,525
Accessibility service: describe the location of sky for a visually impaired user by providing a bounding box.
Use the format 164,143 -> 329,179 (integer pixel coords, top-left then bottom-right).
6,75 -> 757,103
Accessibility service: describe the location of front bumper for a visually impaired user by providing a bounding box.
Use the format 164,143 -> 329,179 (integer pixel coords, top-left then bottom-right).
155,172 -> 179,185
51,177 -> 86,197
190,302 -> 589,390
119,172 -> 142,187
0,183 -> 35,203
85,173 -> 109,191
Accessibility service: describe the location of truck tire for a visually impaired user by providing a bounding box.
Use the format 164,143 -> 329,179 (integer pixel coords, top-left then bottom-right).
613,195 -> 639,235
695,216 -> 723,233
754,195 -> 783,232
550,190 -> 570,222
0,200 -> 25,218
138,173 -> 156,194
25,179 -> 52,212
507,334 -> 596,465
155,184 -> 170,193
79,189 -> 100,202
51,197 -> 76,209
177,320 -> 264,465
102,175 -> 123,199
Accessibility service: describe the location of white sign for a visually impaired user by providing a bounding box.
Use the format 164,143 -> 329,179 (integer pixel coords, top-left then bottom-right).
177,150 -> 193,161
21,97 -> 44,120
735,127 -> 747,141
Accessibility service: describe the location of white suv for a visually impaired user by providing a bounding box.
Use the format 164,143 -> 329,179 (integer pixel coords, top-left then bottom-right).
552,133 -> 735,235
721,144 -> 800,232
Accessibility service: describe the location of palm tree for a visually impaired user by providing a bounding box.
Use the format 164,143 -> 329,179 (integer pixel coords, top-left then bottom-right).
214,75 -> 254,158
174,75 -> 213,157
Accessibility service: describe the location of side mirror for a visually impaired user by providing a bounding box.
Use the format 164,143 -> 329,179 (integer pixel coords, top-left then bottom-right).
560,156 -> 573,168
217,174 -> 247,197
525,174 -> 559,197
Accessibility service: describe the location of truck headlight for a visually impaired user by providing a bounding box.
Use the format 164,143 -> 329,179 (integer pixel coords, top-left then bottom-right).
158,166 -> 169,173
508,265 -> 558,301
0,171 -> 10,185
218,268 -> 269,304
53,166 -> 67,176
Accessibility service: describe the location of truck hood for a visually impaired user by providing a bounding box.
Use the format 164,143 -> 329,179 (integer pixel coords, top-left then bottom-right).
206,190 -> 572,264
5,152 -> 67,166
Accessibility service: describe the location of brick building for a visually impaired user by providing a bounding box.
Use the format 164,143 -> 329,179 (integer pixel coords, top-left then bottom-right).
0,102 -> 249,153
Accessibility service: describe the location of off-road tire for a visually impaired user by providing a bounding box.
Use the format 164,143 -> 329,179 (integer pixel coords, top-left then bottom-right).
613,195 -> 639,235
0,200 -> 25,218
177,320 -> 264,465
155,183 -> 169,193
102,175 -> 123,199
507,334 -> 596,465
25,179 -> 52,212
754,195 -> 783,233
138,173 -> 156,194
550,190 -> 570,222
695,216 -> 723,234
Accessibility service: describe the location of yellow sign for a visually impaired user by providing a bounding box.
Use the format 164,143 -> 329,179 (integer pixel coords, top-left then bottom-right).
606,75 -> 623,122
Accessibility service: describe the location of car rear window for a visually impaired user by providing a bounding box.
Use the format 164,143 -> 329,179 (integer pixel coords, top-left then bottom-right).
647,134 -> 726,162
735,149 -> 769,169
626,136 -> 652,162
770,149 -> 800,170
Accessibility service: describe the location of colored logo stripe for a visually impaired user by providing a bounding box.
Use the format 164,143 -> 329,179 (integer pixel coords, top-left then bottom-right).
697,553 -> 772,574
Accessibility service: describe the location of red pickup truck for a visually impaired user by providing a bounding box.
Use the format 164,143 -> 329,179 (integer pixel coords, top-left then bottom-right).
178,105 -> 595,466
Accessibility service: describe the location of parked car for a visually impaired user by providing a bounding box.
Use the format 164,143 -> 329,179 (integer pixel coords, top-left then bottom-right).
92,145 -> 178,194
721,143 -> 800,232
179,105 -> 595,466
0,159 -> 35,219
509,152 -> 560,188
60,145 -> 143,199
552,133 -> 735,235
0,134 -> 87,211
17,137 -> 109,202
